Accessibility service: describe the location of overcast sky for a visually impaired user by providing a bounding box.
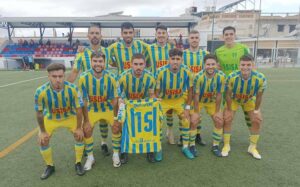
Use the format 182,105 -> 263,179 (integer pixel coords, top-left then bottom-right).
0,0 -> 299,17
0,0 -> 299,37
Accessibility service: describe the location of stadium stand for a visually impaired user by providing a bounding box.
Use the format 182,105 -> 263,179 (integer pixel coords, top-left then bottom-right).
0,38 -> 186,59
0,43 -> 76,58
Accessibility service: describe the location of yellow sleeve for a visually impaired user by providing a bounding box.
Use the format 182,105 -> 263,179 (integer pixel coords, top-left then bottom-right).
144,45 -> 151,67
78,77 -> 88,101
150,76 -> 156,91
220,74 -> 226,93
108,43 -> 116,66
34,89 -> 44,111
226,77 -> 234,91
188,70 -> 193,88
73,86 -> 84,108
112,77 -> 118,98
73,52 -> 83,71
258,76 -> 267,92
156,71 -> 162,90
103,47 -> 112,67
118,76 -> 125,98
194,75 -> 201,94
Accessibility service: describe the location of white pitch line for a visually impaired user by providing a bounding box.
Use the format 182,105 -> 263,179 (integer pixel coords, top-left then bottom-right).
268,80 -> 300,82
0,76 -> 48,88
0,71 -> 23,76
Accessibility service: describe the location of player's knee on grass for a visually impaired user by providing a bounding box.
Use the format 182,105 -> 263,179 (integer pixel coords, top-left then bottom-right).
213,116 -> 224,129
39,138 -> 50,147
83,127 -> 93,138
190,123 -> 197,130
179,114 -> 190,128
214,120 -> 223,129
190,114 -> 200,129
84,130 -> 93,138
38,133 -> 50,146
249,117 -> 262,133
190,117 -> 198,129
223,117 -> 233,132
112,124 -> 120,134
224,112 -> 233,124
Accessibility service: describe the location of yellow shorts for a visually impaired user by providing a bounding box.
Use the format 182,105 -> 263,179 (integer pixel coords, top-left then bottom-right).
182,91 -> 188,101
89,110 -> 114,128
44,115 -> 77,136
191,102 -> 216,116
230,100 -> 255,112
161,97 -> 185,115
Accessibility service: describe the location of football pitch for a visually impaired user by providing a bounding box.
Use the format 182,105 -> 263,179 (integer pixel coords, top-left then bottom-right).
0,68 -> 300,187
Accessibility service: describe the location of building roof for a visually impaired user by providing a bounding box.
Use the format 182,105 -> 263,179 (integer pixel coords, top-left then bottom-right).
237,37 -> 299,42
0,15 -> 198,29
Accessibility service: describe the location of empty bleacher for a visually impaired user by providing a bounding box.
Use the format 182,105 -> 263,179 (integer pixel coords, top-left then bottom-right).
0,43 -> 76,58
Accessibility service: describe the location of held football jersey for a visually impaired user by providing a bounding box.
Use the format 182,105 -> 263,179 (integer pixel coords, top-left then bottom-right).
121,98 -> 163,154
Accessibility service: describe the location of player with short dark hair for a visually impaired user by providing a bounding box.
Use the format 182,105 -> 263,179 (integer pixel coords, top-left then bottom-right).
155,48 -> 194,160
191,54 -> 226,157
35,63 -> 85,180
78,52 -> 120,169
109,22 -> 149,74
117,53 -> 157,164
68,25 -> 111,156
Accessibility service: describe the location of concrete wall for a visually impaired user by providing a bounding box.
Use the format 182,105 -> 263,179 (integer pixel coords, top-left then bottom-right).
0,57 -> 73,70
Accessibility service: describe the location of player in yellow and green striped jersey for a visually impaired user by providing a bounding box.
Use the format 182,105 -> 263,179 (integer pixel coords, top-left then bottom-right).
155,48 -> 194,160
109,22 -> 148,74
191,54 -> 226,157
78,52 -> 120,169
183,30 -> 209,74
67,25 -> 111,154
117,53 -> 157,164
169,30 -> 209,147
222,54 -> 266,160
144,24 -> 175,145
68,25 -> 111,82
120,98 -> 164,157
34,63 -> 85,180
144,24 -> 175,75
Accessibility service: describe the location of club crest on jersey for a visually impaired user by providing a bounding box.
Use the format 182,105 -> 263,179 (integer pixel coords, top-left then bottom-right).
124,61 -> 131,69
